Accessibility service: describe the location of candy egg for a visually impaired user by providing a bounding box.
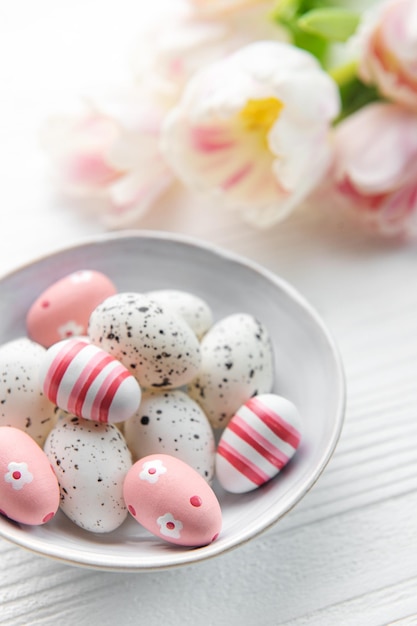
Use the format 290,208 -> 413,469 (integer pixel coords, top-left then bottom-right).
187,313 -> 275,428
44,412 -> 132,533
145,289 -> 213,339
215,394 -> 302,493
26,269 -> 117,348
123,454 -> 222,547
39,338 -> 141,424
123,390 -> 215,482
0,338 -> 58,445
88,293 -> 201,389
0,426 -> 60,525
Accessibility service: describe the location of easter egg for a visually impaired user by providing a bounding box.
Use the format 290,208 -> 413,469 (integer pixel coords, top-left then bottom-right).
215,394 -> 302,493
145,289 -> 213,339
123,454 -> 222,546
0,426 -> 60,525
88,292 -> 201,389
26,269 -> 117,347
44,412 -> 132,533
123,390 -> 215,482
187,313 -> 275,428
0,338 -> 57,445
39,338 -> 141,424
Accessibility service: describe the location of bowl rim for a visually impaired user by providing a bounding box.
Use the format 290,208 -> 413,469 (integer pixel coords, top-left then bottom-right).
0,229 -> 346,571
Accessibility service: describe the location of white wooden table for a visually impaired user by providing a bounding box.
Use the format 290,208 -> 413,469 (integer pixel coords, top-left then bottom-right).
1,2 -> 417,624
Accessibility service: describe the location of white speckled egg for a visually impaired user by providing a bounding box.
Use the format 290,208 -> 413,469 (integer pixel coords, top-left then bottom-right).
0,338 -> 58,445
26,269 -> 117,348
39,338 -> 141,424
145,289 -> 213,339
44,412 -> 132,533
88,293 -> 201,390
187,314 -> 275,429
215,394 -> 302,493
123,390 -> 215,482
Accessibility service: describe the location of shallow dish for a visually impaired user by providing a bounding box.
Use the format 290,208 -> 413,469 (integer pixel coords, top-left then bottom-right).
0,230 -> 345,571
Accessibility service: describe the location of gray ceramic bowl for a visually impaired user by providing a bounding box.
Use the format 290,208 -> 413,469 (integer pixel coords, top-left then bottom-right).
0,231 -> 345,571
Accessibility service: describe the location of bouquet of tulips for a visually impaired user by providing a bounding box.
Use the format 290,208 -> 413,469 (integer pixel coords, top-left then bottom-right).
42,0 -> 417,238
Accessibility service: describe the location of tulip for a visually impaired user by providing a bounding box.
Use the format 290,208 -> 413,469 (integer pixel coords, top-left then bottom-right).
161,41 -> 340,227
356,0 -> 417,111
41,88 -> 173,228
332,102 -> 417,236
131,2 -> 288,104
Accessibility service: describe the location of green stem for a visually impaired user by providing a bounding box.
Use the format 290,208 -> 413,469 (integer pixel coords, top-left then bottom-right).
329,60 -> 359,88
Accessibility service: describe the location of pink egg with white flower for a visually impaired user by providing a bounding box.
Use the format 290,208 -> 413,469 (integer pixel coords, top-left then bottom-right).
215,393 -> 302,493
123,453 -> 222,547
0,426 -> 60,525
26,269 -> 117,347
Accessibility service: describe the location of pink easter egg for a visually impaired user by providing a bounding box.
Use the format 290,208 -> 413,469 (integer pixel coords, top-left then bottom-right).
26,269 -> 117,347
215,394 -> 302,493
123,454 -> 222,547
0,426 -> 60,525
39,338 -> 141,424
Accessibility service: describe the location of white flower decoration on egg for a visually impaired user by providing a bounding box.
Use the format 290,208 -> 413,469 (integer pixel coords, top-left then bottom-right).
157,512 -> 183,538
57,320 -> 84,339
139,459 -> 167,484
4,462 -> 33,491
70,270 -> 93,284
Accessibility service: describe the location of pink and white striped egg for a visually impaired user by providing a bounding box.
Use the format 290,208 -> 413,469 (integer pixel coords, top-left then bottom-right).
123,454 -> 222,547
39,338 -> 141,424
0,426 -> 60,525
26,269 -> 117,348
215,394 -> 302,493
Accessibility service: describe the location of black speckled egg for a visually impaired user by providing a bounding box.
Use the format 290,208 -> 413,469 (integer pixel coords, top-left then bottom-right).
43,411 -> 132,533
124,389 -> 215,482
145,289 -> 213,339
187,314 -> 275,429
88,293 -> 201,390
0,337 -> 58,446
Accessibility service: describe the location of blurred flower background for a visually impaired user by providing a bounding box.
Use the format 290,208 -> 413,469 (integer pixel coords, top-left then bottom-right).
41,0 -> 417,238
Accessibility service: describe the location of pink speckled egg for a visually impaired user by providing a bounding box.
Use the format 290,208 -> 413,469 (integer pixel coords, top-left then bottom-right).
0,426 -> 60,525
215,394 -> 302,493
39,338 -> 141,424
26,269 -> 117,347
123,454 -> 222,547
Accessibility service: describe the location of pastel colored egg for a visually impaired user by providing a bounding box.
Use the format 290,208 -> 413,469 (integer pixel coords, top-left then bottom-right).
215,394 -> 302,494
187,313 -> 275,429
0,426 -> 60,525
0,338 -> 58,445
88,292 -> 201,389
123,454 -> 222,547
145,289 -> 213,339
44,412 -> 132,533
123,390 -> 215,482
26,269 -> 117,347
39,338 -> 141,424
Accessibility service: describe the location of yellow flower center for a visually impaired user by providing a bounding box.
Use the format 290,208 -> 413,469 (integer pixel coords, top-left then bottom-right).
238,97 -> 283,145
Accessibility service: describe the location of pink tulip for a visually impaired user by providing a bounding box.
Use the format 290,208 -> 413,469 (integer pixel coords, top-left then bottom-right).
332,102 -> 417,236
41,88 -> 174,228
357,0 -> 417,110
131,2 -> 287,104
